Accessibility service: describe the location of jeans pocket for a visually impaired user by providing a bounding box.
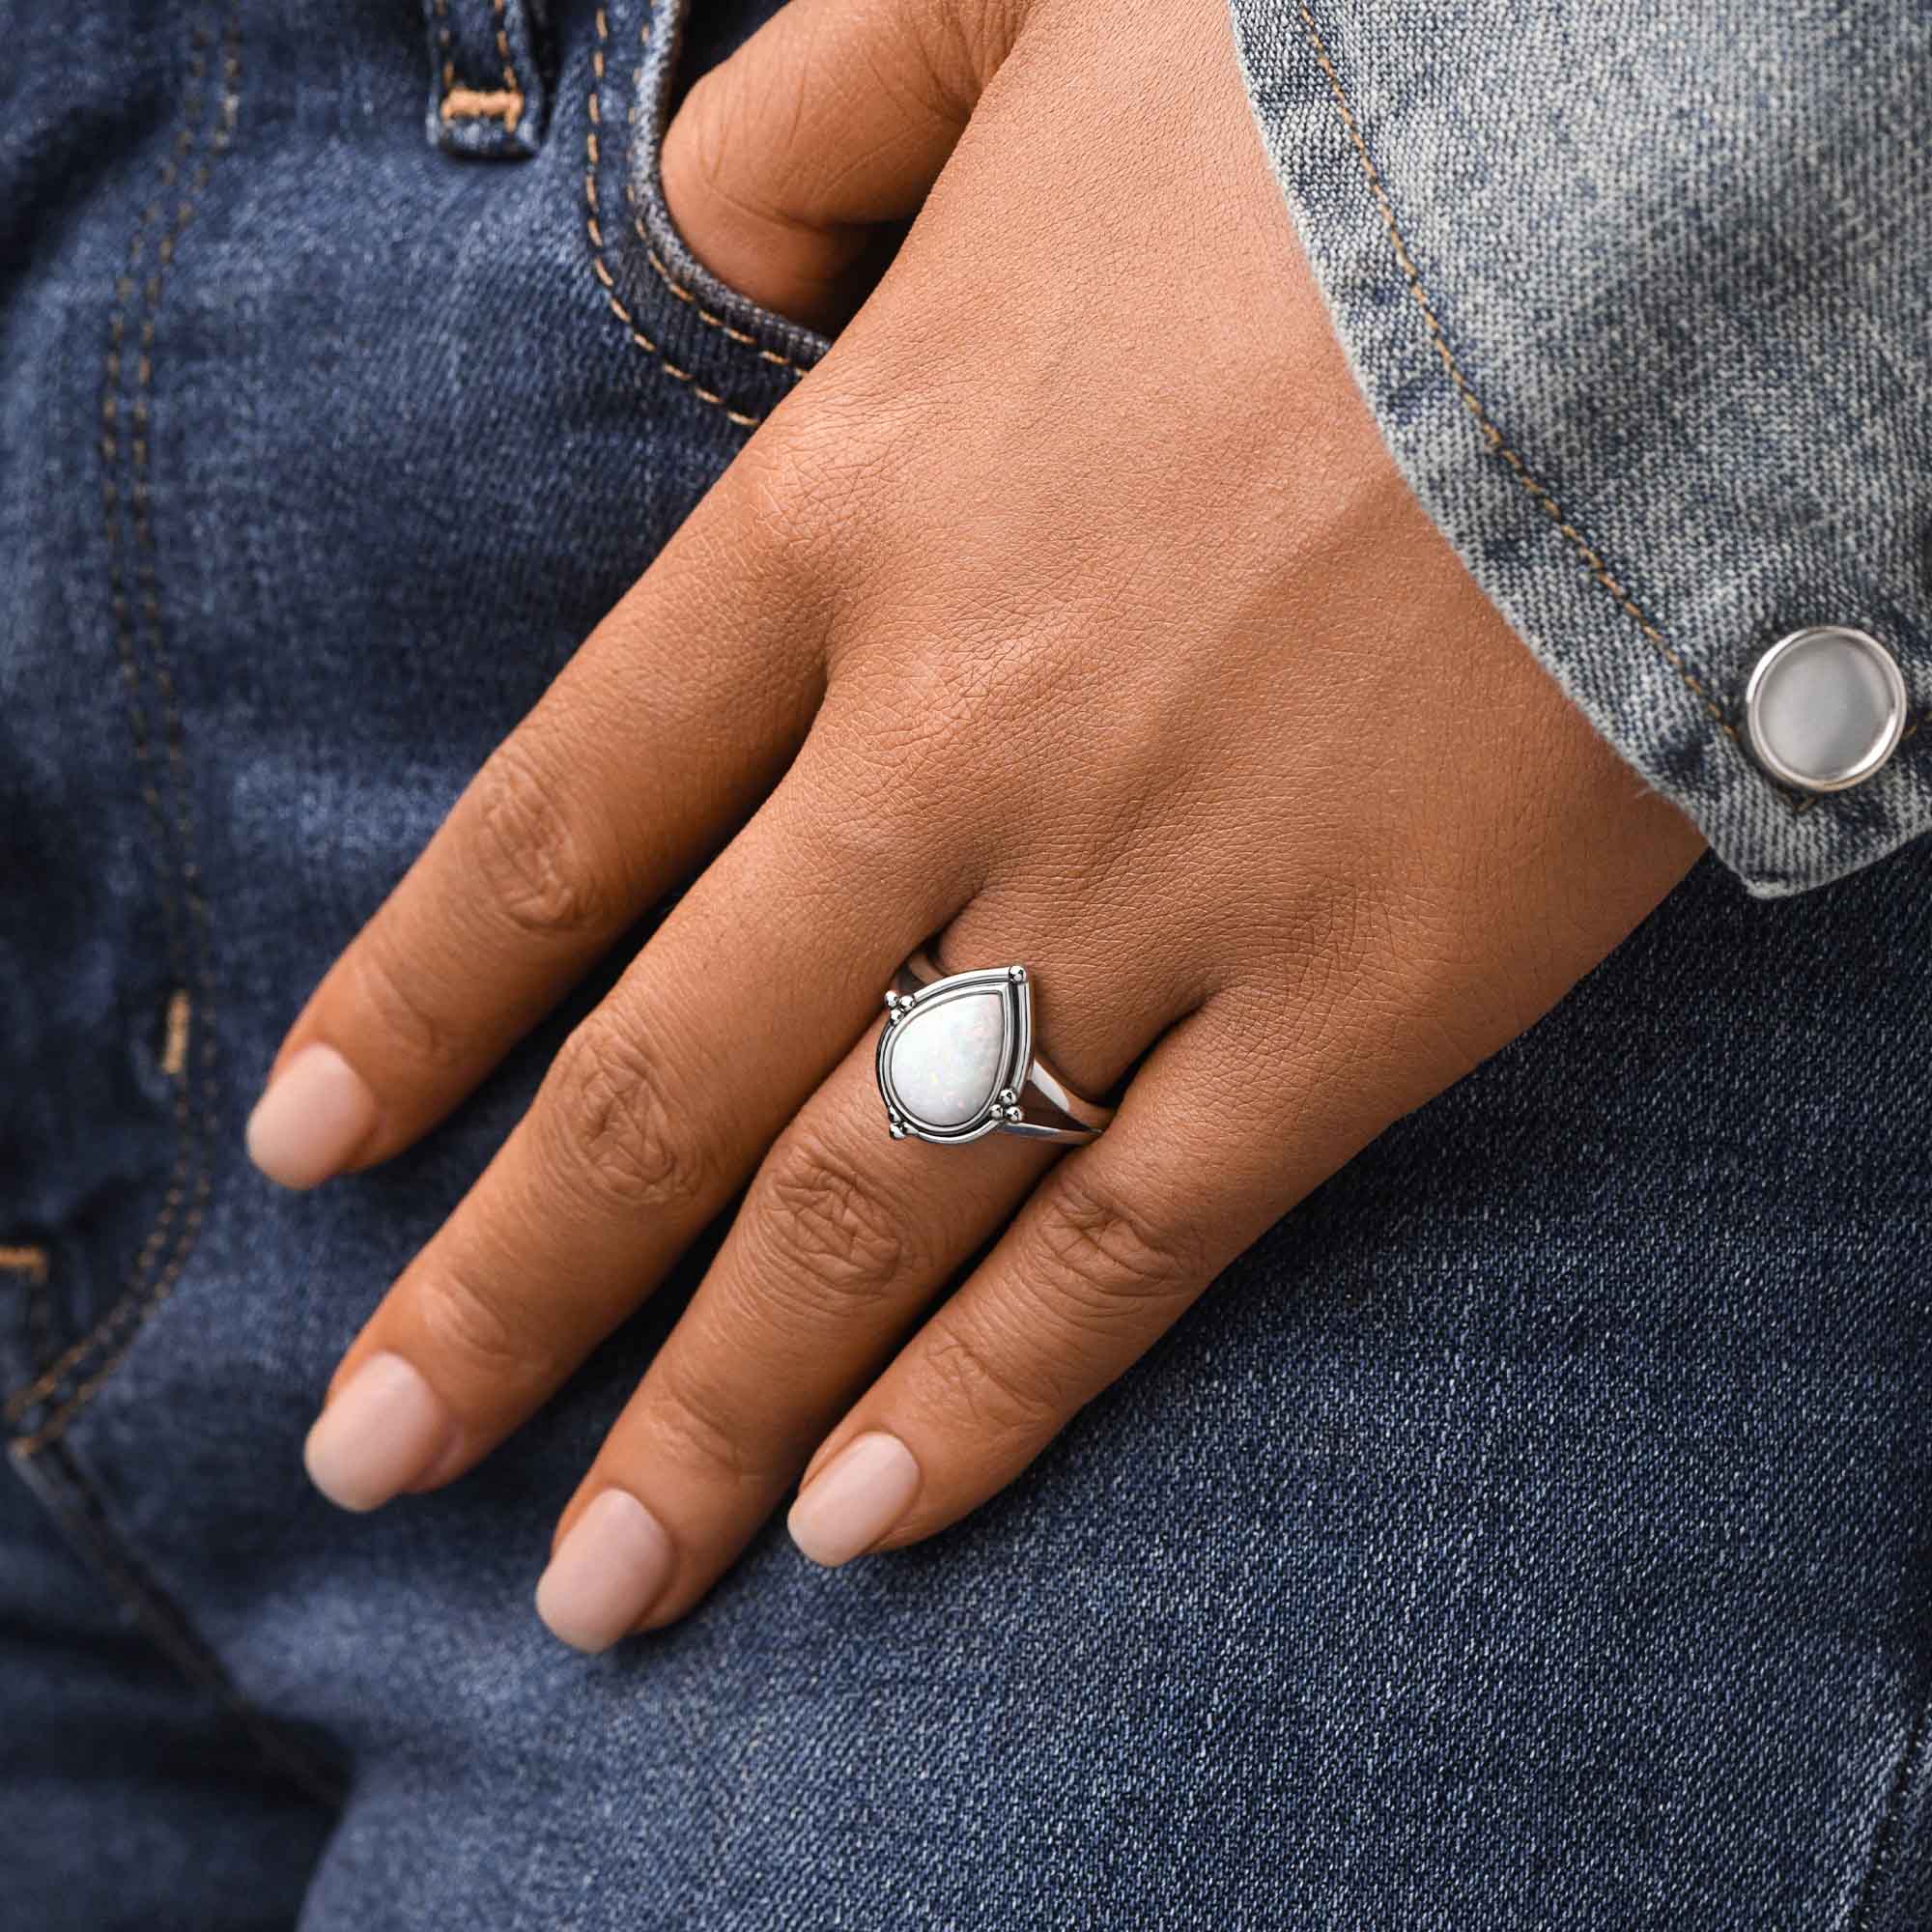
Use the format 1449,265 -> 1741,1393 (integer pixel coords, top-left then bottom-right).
584,0 -> 827,431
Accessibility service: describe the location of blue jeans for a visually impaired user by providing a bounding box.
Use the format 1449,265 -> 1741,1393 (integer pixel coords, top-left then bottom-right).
4,2 -> 1930,1925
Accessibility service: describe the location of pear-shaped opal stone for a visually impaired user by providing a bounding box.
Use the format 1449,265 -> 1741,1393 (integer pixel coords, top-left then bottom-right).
887,989 -> 1007,1128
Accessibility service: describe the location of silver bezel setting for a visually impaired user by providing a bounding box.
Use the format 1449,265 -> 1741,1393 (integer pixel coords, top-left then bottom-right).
1743,625 -> 1908,794
877,964 -> 1032,1146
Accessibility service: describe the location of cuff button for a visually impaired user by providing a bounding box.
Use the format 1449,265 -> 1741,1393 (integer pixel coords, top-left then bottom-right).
1744,626 -> 1908,793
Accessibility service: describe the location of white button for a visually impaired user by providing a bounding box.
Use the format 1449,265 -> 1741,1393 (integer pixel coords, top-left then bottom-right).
1744,626 -> 1908,792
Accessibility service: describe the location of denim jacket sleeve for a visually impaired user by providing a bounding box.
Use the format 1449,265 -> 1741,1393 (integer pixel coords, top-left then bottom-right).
1229,0 -> 1932,895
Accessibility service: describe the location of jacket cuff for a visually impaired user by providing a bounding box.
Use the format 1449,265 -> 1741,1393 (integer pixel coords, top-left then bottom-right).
1230,0 -> 1932,895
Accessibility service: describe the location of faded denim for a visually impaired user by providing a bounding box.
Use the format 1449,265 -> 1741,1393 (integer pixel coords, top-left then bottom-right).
4,0 -> 1932,1926
1231,0 -> 1932,895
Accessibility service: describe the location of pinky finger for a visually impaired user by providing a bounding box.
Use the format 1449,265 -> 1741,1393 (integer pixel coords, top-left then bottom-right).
786,1009 -> 1307,1566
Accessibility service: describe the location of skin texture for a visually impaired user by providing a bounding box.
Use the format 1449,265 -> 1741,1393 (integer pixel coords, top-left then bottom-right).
258,0 -> 1706,1639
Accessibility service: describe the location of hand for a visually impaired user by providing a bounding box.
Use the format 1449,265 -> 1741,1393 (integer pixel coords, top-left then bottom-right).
249,0 -> 1704,1649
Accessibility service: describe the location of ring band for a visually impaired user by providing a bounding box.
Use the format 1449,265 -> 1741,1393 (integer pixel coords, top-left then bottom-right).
875,952 -> 1114,1146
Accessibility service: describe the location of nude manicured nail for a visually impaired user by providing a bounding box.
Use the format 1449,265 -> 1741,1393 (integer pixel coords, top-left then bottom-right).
303,1352 -> 453,1513
788,1433 -> 921,1568
246,1043 -> 377,1189
535,1492 -> 674,1654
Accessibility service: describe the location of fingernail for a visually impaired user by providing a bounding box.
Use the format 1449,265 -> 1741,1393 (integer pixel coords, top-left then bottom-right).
303,1352 -> 453,1513
246,1043 -> 378,1189
787,1432 -> 921,1568
535,1491 -> 674,1654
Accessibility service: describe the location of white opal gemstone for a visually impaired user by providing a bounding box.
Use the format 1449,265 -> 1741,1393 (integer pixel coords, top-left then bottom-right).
887,990 -> 1007,1128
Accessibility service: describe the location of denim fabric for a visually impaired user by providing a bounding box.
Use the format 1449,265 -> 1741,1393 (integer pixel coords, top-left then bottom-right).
422,0 -> 554,159
5,1 -> 1932,1927
1230,0 -> 1932,896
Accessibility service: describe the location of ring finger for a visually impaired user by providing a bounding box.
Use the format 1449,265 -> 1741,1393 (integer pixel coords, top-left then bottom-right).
533,895 -> 1198,1647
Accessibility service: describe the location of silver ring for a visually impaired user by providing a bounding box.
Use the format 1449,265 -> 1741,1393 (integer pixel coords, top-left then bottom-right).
875,953 -> 1114,1146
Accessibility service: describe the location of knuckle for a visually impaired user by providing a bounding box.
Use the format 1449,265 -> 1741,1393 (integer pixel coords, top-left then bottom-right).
735,381 -> 906,576
412,1264 -> 563,1393
791,762 -> 922,880
1035,1171 -> 1200,1312
907,0 -> 1021,101
343,922 -> 460,1074
646,1355 -> 783,1491
917,1308 -> 1065,1443
796,708 -> 987,897
540,1016 -> 716,1215
748,1126 -> 914,1317
466,738 -> 609,942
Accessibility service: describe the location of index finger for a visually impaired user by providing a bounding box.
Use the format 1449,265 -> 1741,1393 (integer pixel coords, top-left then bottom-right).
244,469 -> 827,1188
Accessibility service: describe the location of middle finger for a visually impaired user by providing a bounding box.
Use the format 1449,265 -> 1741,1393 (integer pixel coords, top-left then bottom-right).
300,744 -> 967,1513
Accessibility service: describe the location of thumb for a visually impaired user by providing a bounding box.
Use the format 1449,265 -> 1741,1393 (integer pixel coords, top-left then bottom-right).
661,0 -> 1023,331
